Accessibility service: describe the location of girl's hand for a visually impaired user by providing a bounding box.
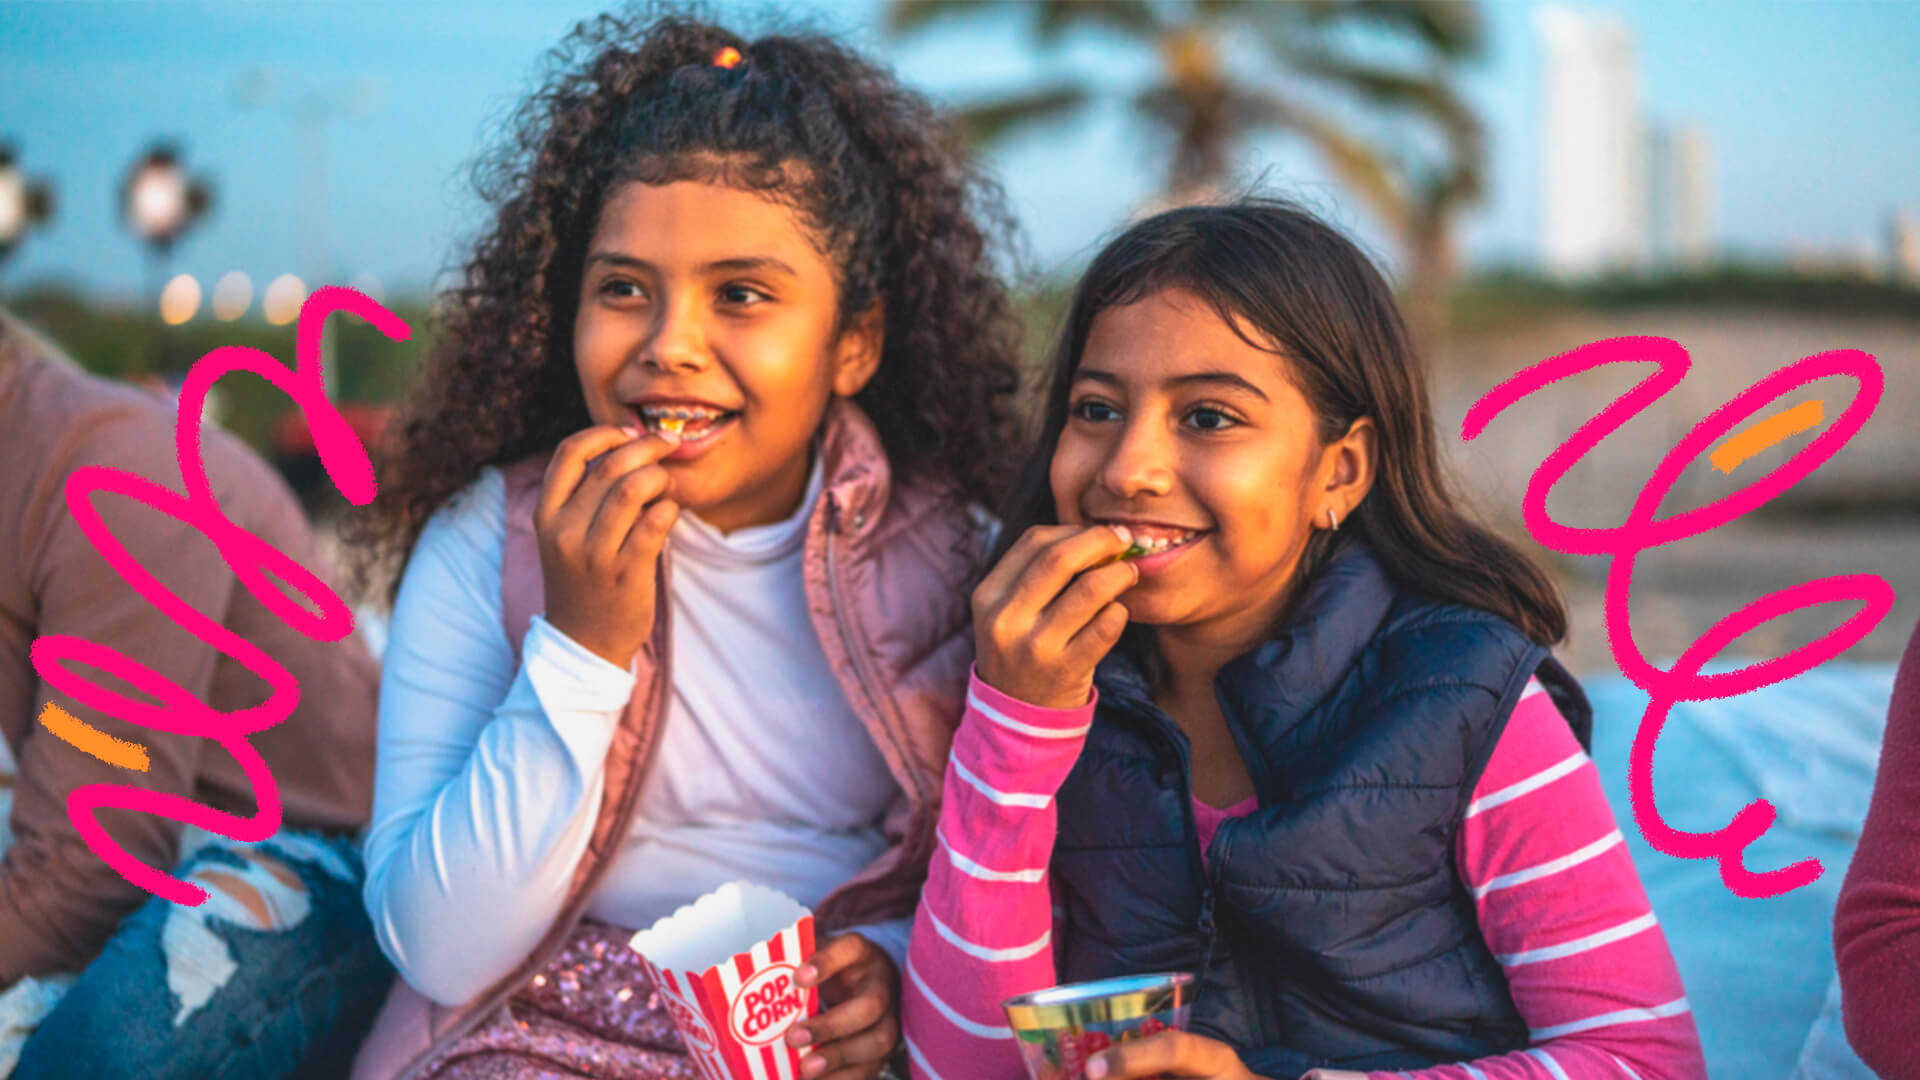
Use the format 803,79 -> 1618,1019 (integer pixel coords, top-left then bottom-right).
972,524 -> 1139,709
1084,1031 -> 1265,1079
785,932 -> 900,1079
535,425 -> 680,668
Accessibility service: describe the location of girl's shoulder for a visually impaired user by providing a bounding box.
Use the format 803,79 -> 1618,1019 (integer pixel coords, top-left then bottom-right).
400,467 -> 509,601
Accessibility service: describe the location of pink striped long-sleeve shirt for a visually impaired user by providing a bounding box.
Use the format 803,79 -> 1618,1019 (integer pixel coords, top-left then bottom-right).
902,670 -> 1706,1080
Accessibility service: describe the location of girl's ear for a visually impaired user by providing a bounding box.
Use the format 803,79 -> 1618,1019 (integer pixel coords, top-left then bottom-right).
831,302 -> 886,398
1321,416 -> 1378,514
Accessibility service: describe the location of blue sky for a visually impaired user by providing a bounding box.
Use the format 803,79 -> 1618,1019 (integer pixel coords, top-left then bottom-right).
2,0 -> 1915,302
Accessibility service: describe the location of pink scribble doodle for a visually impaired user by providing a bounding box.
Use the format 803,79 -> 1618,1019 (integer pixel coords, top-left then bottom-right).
28,286 -> 408,906
1463,336 -> 1893,899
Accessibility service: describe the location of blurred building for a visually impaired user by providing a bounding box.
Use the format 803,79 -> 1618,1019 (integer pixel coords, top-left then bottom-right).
1536,6 -> 1645,277
1648,123 -> 1713,269
1886,208 -> 1920,285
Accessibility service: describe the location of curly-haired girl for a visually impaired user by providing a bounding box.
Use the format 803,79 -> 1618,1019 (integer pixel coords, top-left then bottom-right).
345,8 -> 1023,1078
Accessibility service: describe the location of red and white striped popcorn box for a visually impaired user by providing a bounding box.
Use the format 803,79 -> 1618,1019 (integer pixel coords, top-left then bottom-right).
630,881 -> 819,1080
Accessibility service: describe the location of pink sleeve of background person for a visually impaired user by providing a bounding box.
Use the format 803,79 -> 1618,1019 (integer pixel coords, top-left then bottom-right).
1833,616 -> 1920,1079
902,668 -> 1093,1080
1371,679 -> 1707,1080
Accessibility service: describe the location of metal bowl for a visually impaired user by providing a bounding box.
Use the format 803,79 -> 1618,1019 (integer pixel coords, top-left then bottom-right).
1002,973 -> 1194,1079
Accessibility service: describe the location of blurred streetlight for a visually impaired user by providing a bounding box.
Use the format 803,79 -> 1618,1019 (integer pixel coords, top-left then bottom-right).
262,273 -> 307,326
159,273 -> 201,325
212,270 -> 253,321
0,142 -> 56,284
120,142 -> 211,251
121,142 -> 212,371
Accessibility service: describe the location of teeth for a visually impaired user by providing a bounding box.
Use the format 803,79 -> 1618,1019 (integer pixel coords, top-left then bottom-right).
1116,528 -> 1199,558
640,405 -> 725,420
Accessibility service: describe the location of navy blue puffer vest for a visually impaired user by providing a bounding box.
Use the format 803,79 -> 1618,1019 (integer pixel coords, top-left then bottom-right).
1049,542 -> 1592,1076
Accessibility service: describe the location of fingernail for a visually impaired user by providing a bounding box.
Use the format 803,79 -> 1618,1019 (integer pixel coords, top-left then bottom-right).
802,1054 -> 827,1078
796,965 -> 818,986
1087,1057 -> 1110,1079
620,424 -> 641,438
786,1025 -> 812,1047
1111,524 -> 1131,545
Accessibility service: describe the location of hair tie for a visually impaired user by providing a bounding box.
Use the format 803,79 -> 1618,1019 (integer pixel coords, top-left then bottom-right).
712,46 -> 743,70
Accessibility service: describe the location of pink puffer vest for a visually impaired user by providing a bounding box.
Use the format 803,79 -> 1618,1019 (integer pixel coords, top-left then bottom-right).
352,400 -> 982,1079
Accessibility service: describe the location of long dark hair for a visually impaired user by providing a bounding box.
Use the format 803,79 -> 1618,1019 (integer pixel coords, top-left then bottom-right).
998,197 -> 1567,646
345,4 -> 1023,600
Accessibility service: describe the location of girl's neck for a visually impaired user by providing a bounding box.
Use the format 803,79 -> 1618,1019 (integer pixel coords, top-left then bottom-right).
1147,562 -> 1304,711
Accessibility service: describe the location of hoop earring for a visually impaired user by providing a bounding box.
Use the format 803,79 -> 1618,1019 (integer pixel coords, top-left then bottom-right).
1327,507 -> 1340,531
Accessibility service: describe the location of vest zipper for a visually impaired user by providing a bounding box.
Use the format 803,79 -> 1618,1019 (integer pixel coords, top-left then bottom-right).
823,495 -> 927,827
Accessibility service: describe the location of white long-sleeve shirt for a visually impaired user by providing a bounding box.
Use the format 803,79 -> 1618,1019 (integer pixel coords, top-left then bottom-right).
363,458 -> 909,1006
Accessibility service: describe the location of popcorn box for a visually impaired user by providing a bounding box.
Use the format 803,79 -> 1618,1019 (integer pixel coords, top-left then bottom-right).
630,882 -> 819,1080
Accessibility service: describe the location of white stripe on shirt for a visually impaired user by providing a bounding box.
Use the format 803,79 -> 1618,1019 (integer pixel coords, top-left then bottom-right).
1473,829 -> 1625,898
907,959 -> 1013,1040
967,690 -> 1092,740
1497,912 -> 1659,967
938,829 -> 1048,883
924,906 -> 1051,963
1527,1048 -> 1572,1080
1459,1064 -> 1489,1080
1530,996 -> 1692,1041
1467,751 -> 1587,818
1611,1053 -> 1646,1080
949,753 -> 1052,809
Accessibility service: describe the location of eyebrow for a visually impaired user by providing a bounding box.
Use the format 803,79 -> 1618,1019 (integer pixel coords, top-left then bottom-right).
584,252 -> 801,277
1072,367 -> 1271,402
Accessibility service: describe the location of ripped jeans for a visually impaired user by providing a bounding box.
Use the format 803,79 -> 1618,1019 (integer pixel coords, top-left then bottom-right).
13,829 -> 393,1080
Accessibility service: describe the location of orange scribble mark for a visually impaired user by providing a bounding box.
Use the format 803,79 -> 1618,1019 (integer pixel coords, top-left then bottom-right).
37,702 -> 151,772
713,46 -> 743,69
1710,399 -> 1825,473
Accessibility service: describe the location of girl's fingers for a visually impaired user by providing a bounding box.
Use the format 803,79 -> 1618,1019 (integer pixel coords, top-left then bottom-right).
1038,557 -> 1137,643
971,524 -> 1085,618
992,525 -> 1133,628
616,497 -> 679,562
1086,1031 -> 1243,1079
584,464 -> 670,559
567,431 -> 678,516
787,974 -> 886,1047
1065,600 -> 1132,665
536,426 -> 634,526
804,1013 -> 898,1079
795,932 -> 878,991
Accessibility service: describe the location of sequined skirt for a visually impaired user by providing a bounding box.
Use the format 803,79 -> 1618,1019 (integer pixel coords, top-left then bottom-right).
422,921 -> 704,1080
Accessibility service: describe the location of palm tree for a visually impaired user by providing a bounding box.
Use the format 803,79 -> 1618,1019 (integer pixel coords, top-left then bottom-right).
886,0 -> 1487,354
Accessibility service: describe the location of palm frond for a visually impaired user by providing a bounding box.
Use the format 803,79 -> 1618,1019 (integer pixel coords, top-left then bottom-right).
1240,89 -> 1414,240
1294,0 -> 1485,59
952,83 -> 1094,145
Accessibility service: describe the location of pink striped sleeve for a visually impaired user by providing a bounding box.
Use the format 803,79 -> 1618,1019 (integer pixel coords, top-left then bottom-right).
1369,678 -> 1707,1080
902,667 -> 1093,1080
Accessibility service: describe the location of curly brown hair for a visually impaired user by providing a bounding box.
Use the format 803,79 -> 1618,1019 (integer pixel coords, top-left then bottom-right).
345,4 -> 1025,601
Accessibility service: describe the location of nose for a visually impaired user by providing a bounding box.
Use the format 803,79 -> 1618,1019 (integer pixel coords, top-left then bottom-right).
1098,413 -> 1175,500
639,290 -> 709,374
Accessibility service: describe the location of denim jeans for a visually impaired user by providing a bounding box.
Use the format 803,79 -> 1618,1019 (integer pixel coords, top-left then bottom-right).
14,829 -> 393,1080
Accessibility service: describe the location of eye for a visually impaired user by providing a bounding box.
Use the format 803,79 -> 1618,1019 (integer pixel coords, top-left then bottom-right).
598,278 -> 646,301
719,283 -> 770,306
1070,399 -> 1120,423
1184,406 -> 1241,432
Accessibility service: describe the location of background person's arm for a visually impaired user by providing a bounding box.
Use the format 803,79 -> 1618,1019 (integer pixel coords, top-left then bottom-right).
1834,617 -> 1920,1078
1,419 -> 234,984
